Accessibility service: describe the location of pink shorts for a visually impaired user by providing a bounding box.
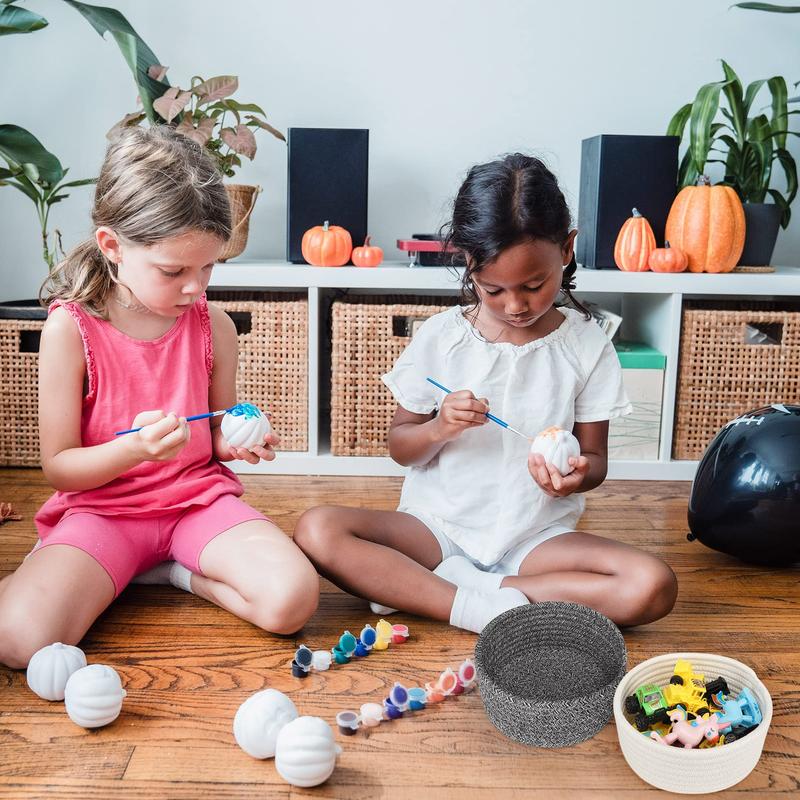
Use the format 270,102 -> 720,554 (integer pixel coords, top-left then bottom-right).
33,494 -> 268,597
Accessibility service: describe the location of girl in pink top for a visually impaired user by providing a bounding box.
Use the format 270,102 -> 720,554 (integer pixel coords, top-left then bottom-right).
0,127 -> 318,669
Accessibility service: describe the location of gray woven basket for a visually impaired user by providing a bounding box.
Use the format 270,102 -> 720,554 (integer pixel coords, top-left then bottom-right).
474,601 -> 627,748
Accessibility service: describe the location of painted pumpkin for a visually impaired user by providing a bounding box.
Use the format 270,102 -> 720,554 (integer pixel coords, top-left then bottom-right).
221,403 -> 271,450
26,642 -> 87,701
614,208 -> 655,271
351,235 -> 383,267
64,664 -> 126,728
648,241 -> 688,273
233,688 -> 299,759
275,716 -> 342,787
530,426 -> 581,476
301,221 -> 352,267
665,177 -> 745,273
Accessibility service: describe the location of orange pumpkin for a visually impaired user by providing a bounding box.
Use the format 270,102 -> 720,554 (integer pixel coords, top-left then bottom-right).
351,235 -> 383,268
664,177 -> 745,273
648,241 -> 688,273
614,208 -> 655,271
301,220 -> 352,267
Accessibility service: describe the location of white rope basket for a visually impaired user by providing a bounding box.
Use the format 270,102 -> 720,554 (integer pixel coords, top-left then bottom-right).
613,653 -> 772,794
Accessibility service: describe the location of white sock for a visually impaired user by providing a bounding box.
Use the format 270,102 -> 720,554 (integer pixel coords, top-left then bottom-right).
369,601 -> 398,615
131,561 -> 174,585
168,562 -> 194,594
449,586 -> 529,634
434,555 -> 505,591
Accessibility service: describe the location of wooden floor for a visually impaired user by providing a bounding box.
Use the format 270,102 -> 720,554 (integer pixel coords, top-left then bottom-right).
0,469 -> 798,799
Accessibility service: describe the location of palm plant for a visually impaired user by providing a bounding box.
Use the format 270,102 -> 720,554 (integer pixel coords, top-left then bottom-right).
667,60 -> 798,228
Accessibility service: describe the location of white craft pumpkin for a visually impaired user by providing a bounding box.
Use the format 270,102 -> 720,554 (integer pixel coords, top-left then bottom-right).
233,688 -> 299,759
530,426 -> 581,475
26,642 -> 87,701
221,403 -> 272,450
64,664 -> 126,728
274,716 -> 342,787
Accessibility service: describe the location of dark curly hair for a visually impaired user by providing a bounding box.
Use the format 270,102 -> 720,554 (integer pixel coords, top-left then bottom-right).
440,153 -> 587,317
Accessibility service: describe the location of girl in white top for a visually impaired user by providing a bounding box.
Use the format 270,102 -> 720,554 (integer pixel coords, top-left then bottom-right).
295,154 -> 677,633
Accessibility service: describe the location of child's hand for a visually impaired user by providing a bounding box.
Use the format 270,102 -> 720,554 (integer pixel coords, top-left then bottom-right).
528,452 -> 589,497
433,390 -> 489,442
128,410 -> 190,462
227,431 -> 281,464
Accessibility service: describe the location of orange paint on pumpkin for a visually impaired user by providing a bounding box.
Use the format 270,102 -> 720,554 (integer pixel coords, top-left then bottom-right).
648,241 -> 688,273
351,235 -> 383,267
301,221 -> 353,267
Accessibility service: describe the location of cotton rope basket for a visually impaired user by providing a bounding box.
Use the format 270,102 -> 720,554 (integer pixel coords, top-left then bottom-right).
613,652 -> 772,794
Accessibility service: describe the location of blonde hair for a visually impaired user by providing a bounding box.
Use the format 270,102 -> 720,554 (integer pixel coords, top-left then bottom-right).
41,125 -> 232,316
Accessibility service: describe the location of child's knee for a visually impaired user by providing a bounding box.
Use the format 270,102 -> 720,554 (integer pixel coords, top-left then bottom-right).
0,613 -> 65,670
251,561 -> 319,635
627,560 -> 678,625
293,505 -> 344,555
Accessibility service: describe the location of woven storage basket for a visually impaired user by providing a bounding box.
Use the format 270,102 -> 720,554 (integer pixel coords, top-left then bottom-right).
218,184 -> 260,262
0,317 -> 45,466
330,295 -> 458,456
673,301 -> 800,460
614,652 -> 772,794
207,291 -> 308,451
474,602 -> 627,748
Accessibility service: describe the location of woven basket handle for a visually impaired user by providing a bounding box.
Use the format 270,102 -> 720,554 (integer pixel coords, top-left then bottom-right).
231,185 -> 261,233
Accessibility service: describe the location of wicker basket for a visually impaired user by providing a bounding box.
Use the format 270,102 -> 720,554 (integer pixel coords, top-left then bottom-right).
208,291 -> 308,451
218,184 -> 260,262
330,295 -> 458,456
474,602 -> 627,748
614,652 -> 772,794
673,301 -> 800,460
0,317 -> 45,466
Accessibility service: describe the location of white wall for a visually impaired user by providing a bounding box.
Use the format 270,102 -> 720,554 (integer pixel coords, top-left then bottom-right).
2,0 -> 799,299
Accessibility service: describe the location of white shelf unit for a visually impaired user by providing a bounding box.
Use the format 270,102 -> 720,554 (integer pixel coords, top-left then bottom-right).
210,262 -> 800,480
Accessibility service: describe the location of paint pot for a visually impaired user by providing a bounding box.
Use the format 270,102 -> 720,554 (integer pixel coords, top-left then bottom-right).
359,702 -> 384,727
407,687 -> 427,711
391,624 -> 409,644
336,710 -> 360,736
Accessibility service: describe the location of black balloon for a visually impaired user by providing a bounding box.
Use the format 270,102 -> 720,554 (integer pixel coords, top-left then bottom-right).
687,404 -> 800,565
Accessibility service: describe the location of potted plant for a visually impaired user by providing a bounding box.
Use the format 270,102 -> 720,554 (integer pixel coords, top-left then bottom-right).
666,60 -> 798,265
112,71 -> 286,261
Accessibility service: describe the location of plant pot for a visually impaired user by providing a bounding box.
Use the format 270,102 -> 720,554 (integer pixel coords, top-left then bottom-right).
738,203 -> 782,267
0,300 -> 46,466
219,184 -> 261,262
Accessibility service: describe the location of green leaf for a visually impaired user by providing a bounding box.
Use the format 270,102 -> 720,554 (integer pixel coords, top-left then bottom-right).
62,1 -> 168,121
732,2 -> 800,11
721,60 -> 746,142
666,103 -> 692,137
677,148 -> 699,188
774,147 -> 798,205
743,79 -> 767,117
768,75 -> 788,149
766,189 -> 791,228
0,124 -> 63,185
0,3 -> 48,35
689,78 -> 732,175
209,99 -> 267,117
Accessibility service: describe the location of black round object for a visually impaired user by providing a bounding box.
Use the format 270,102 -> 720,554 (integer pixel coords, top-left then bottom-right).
688,404 -> 800,565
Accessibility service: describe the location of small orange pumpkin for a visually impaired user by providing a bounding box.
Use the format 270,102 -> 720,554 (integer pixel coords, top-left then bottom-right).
301,220 -> 352,267
351,235 -> 383,268
648,241 -> 688,273
664,176 -> 745,273
614,208 -> 655,272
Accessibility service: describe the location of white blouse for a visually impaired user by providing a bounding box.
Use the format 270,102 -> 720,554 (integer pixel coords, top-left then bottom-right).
382,305 -> 632,565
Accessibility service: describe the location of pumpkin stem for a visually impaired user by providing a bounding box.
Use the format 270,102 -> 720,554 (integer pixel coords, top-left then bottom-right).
364,235 -> 371,247
664,240 -> 671,249
632,208 -> 642,217
323,220 -> 330,231
696,175 -> 711,187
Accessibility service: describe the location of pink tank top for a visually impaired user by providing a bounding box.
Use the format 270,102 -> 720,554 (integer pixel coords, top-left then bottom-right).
35,295 -> 243,536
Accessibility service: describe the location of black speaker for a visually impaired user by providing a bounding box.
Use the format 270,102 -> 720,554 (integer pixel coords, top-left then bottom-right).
286,128 -> 369,264
577,134 -> 679,269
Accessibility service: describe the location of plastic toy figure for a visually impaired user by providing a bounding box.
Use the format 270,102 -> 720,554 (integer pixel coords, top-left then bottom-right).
624,683 -> 671,731
713,687 -> 763,733
649,707 -> 732,748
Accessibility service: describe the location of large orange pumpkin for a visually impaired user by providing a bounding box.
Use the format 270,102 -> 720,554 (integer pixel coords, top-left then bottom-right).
664,178 -> 745,273
351,235 -> 383,267
648,241 -> 688,273
614,208 -> 655,271
301,221 -> 352,267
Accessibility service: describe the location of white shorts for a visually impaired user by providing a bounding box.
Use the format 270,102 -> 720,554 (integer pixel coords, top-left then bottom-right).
400,507 -> 575,576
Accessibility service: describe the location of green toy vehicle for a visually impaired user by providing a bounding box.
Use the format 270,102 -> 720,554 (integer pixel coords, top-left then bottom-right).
624,683 -> 671,731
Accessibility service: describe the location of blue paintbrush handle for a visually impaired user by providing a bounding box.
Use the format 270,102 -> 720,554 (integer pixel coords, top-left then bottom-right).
114,407 -> 233,436
425,377 -> 511,429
